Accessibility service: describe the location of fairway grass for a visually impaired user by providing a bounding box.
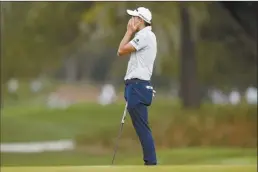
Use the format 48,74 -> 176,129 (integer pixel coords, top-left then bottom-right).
1,148 -> 256,166
2,102 -> 257,167
1,165 -> 257,172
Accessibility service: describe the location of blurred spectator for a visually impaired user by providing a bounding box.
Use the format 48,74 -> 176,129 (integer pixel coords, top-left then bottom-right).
7,78 -> 19,93
47,93 -> 72,109
229,89 -> 241,105
30,80 -> 43,93
7,78 -> 19,101
209,89 -> 229,105
245,87 -> 257,104
98,84 -> 117,106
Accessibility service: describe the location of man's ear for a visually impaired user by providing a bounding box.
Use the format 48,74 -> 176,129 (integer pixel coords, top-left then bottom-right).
138,17 -> 143,24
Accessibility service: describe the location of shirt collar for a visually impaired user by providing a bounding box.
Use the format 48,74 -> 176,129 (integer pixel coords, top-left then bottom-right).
136,26 -> 152,35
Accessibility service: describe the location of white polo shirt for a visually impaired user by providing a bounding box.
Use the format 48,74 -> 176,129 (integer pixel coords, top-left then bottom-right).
124,26 -> 157,81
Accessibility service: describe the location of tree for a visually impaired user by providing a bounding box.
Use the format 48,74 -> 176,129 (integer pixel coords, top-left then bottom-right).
179,3 -> 200,108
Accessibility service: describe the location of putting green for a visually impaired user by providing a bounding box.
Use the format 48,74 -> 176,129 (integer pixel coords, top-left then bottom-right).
1,165 -> 256,172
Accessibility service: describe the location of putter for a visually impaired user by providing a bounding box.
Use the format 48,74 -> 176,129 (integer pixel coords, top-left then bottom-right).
111,88 -> 156,165
111,102 -> 128,165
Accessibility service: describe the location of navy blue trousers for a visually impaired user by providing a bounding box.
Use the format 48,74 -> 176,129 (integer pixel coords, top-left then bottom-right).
124,79 -> 157,165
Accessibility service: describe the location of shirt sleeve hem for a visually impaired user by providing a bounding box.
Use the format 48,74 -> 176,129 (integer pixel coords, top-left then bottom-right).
129,41 -> 139,51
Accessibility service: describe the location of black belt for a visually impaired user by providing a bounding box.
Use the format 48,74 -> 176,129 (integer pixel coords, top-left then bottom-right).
124,78 -> 150,85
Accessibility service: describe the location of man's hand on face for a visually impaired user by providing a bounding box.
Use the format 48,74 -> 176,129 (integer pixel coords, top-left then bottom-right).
127,18 -> 141,34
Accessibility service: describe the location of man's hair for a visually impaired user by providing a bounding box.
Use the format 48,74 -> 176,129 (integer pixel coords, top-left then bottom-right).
144,21 -> 151,27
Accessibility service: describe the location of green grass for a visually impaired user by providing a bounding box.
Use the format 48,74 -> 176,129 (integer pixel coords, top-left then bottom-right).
1,165 -> 257,172
1,101 -> 178,142
1,103 -> 128,142
1,148 -> 257,166
1,101 -> 257,166
2,101 -> 256,142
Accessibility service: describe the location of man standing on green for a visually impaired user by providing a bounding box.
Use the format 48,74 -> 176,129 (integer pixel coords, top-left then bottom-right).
117,7 -> 158,165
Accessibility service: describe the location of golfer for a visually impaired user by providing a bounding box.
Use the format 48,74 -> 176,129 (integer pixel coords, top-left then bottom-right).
117,7 -> 157,165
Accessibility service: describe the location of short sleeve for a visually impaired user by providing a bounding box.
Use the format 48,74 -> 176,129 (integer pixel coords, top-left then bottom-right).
129,34 -> 147,51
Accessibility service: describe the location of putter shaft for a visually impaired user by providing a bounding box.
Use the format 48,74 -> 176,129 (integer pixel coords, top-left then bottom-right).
111,103 -> 128,165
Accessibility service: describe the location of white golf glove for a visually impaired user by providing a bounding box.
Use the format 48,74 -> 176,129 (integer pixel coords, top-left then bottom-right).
153,89 -> 156,97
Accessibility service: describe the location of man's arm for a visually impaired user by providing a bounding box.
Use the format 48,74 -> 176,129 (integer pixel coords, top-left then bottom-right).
117,30 -> 136,57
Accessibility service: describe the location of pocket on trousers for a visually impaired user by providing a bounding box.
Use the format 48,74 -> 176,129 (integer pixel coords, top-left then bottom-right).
132,83 -> 153,106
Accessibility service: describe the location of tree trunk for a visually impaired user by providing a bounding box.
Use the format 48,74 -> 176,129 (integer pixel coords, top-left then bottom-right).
64,55 -> 78,83
179,3 -> 200,108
